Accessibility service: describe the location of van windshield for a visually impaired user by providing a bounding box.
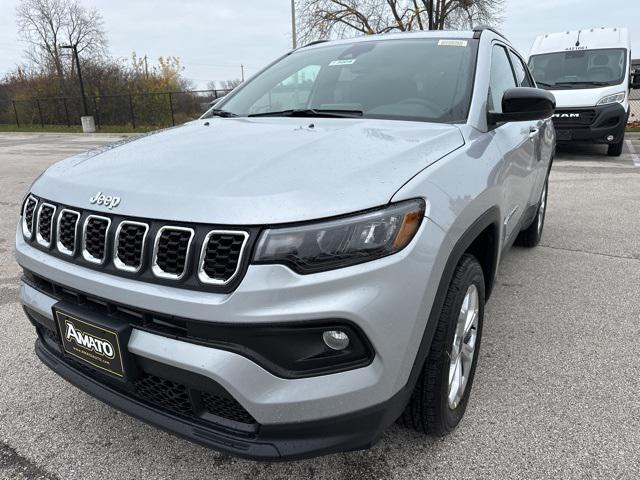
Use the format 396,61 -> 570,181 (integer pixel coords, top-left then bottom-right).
529,48 -> 627,89
204,38 -> 477,123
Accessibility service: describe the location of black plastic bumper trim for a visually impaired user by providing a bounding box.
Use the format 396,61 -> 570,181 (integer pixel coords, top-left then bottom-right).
553,103 -> 628,143
22,271 -> 373,379
35,339 -> 409,461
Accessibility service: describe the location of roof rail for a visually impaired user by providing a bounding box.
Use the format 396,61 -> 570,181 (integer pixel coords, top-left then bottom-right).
300,39 -> 329,48
473,25 -> 508,41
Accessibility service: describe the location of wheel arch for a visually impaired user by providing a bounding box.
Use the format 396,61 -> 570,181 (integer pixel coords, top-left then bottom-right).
400,206 -> 501,402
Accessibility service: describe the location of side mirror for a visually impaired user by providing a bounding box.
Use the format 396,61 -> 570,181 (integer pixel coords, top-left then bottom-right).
489,87 -> 556,124
631,70 -> 640,89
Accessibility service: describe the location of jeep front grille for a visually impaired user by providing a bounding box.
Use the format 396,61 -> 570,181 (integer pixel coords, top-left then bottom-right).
198,230 -> 249,285
22,195 -> 38,238
82,215 -> 111,264
152,226 -> 194,279
36,203 -> 56,247
114,221 -> 148,272
57,209 -> 80,255
21,195 -> 255,292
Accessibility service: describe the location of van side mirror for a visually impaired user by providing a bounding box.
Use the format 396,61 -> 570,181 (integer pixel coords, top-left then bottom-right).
631,70 -> 640,89
488,87 -> 556,124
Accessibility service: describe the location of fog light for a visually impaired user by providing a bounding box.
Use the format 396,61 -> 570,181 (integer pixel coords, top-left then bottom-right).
606,135 -> 615,142
323,330 -> 350,350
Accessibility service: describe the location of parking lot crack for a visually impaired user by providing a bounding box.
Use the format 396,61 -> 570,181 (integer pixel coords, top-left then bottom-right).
540,244 -> 640,262
0,441 -> 60,480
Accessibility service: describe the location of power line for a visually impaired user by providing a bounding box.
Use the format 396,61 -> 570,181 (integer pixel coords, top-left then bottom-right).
180,61 -> 255,69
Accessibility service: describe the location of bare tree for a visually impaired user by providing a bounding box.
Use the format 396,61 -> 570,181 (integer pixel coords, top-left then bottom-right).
16,0 -> 107,78
207,79 -> 242,91
296,0 -> 503,43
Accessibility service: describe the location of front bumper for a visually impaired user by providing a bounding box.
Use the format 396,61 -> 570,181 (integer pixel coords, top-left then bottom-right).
33,336 -> 409,460
552,103 -> 628,144
16,219 -> 449,459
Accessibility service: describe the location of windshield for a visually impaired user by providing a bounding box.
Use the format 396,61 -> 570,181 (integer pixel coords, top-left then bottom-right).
529,48 -> 627,89
205,38 -> 477,123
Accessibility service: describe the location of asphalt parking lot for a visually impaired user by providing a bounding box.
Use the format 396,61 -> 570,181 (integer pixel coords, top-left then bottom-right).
1,132 -> 639,479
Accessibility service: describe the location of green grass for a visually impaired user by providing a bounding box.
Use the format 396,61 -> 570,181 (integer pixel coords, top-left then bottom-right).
627,127 -> 640,132
0,124 -> 161,134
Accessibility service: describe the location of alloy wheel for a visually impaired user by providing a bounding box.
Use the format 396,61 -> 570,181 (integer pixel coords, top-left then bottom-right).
537,182 -> 547,234
448,284 -> 479,409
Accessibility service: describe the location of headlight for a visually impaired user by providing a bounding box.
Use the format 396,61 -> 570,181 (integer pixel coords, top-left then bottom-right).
597,92 -> 626,106
253,199 -> 425,273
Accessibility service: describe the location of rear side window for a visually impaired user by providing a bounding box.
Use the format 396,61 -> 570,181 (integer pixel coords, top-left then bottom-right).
509,51 -> 534,87
488,45 -> 517,113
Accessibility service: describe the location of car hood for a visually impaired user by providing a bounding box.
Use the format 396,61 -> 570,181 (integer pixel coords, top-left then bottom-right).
32,118 -> 464,225
550,84 -> 628,108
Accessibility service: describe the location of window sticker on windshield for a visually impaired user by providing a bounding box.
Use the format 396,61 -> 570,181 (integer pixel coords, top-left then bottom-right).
329,59 -> 357,66
438,40 -> 468,47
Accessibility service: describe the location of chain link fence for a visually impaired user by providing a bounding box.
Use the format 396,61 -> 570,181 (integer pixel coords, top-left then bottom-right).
1,89 -> 232,129
2,86 -> 639,129
630,99 -> 640,127
631,60 -> 640,127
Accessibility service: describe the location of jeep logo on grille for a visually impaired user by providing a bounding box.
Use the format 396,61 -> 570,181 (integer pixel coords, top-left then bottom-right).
64,320 -> 115,359
89,191 -> 121,209
553,113 -> 580,118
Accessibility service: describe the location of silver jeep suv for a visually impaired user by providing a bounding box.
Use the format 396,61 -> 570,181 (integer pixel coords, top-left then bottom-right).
16,27 -> 555,460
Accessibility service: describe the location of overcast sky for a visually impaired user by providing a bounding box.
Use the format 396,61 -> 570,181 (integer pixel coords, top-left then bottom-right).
0,0 -> 638,89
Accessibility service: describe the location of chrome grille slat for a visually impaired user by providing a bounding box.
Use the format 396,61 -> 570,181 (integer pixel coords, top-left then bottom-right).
152,226 -> 194,280
82,215 -> 111,264
22,195 -> 38,238
113,221 -> 149,273
35,203 -> 56,247
198,230 -> 249,285
56,209 -> 80,256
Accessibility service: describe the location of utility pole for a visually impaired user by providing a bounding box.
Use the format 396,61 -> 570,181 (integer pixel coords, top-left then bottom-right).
240,64 -> 245,82
60,43 -> 94,132
291,0 -> 297,49
60,43 -> 88,116
144,55 -> 149,78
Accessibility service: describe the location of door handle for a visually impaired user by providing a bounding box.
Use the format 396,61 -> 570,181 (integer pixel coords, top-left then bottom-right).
529,126 -> 539,137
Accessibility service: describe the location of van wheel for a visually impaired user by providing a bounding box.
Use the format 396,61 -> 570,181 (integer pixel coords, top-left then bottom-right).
607,137 -> 624,157
515,177 -> 548,248
399,254 -> 484,436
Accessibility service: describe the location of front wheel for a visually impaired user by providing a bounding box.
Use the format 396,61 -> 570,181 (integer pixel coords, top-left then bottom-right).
607,136 -> 624,157
399,254 -> 485,436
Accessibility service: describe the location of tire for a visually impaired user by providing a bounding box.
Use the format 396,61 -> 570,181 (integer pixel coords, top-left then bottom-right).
399,254 -> 485,436
515,176 -> 548,248
607,137 -> 624,157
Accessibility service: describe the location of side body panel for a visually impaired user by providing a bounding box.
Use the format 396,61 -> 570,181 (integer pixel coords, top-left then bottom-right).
394,31 -> 554,279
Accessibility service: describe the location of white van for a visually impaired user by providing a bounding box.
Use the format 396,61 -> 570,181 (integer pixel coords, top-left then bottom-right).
529,27 -> 640,156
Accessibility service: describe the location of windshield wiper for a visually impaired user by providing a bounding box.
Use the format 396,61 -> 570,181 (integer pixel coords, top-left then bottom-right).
535,81 -> 556,88
206,109 -> 238,118
554,81 -> 610,86
248,108 -> 364,118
